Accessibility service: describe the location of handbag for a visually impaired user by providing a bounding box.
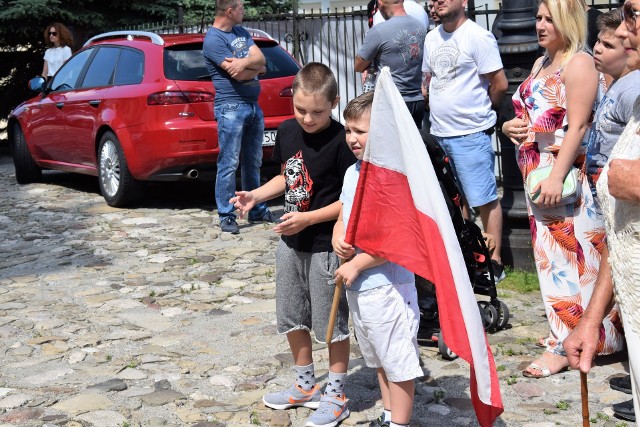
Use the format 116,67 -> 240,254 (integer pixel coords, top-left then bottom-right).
526,165 -> 580,207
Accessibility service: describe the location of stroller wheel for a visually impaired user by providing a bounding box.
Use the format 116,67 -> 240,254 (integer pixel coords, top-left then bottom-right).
497,300 -> 510,330
478,301 -> 499,332
437,332 -> 458,360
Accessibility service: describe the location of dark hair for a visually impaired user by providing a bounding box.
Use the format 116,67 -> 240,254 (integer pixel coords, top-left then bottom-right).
216,0 -> 240,16
292,62 -> 338,102
343,91 -> 374,122
43,22 -> 73,49
596,8 -> 622,32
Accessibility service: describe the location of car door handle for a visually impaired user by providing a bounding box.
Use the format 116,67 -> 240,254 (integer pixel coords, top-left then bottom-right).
56,102 -> 64,109
88,100 -> 101,107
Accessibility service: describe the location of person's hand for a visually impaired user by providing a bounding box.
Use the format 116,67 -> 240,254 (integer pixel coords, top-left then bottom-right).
501,117 -> 530,145
531,175 -> 564,208
334,260 -> 361,288
332,233 -> 355,260
224,57 -> 246,79
563,319 -> 601,373
272,211 -> 311,236
230,191 -> 256,219
608,159 -> 640,203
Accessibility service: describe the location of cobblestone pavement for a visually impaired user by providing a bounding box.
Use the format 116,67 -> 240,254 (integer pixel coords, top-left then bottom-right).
0,152 -> 632,427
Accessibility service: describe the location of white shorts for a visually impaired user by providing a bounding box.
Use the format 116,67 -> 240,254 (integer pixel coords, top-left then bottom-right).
346,283 -> 423,382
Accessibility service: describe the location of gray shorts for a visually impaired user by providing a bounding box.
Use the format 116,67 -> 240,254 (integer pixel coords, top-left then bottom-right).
275,239 -> 350,343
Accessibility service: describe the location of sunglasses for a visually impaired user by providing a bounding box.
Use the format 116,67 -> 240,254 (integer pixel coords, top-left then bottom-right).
622,2 -> 640,31
49,31 -> 58,36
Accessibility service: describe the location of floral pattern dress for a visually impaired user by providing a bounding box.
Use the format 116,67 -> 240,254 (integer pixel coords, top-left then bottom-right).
511,58 -> 624,356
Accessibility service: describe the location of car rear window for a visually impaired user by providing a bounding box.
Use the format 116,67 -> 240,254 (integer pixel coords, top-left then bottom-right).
164,41 -> 299,81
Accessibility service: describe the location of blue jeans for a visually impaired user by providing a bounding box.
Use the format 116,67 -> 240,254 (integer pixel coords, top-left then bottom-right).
214,102 -> 268,219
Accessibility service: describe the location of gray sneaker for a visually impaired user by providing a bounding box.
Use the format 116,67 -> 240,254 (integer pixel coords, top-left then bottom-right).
263,384 -> 321,410
219,217 -> 239,234
249,209 -> 283,224
305,394 -> 350,427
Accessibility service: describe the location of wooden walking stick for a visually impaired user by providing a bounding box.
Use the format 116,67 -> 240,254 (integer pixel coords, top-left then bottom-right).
326,273 -> 344,346
326,260 -> 346,346
581,371 -> 590,426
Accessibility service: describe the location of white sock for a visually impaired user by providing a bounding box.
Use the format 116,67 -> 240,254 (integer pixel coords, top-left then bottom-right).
383,409 -> 391,422
294,363 -> 316,391
389,422 -> 409,427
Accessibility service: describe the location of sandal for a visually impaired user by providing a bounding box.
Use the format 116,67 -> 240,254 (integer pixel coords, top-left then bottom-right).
522,352 -> 569,379
535,337 -> 549,348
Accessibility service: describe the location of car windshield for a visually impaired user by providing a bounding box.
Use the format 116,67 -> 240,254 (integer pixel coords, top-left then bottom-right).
164,41 -> 299,81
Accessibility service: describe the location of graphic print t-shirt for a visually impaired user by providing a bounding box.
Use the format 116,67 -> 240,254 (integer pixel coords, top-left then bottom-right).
357,15 -> 426,102
203,25 -> 260,104
422,19 -> 503,136
272,118 -> 356,252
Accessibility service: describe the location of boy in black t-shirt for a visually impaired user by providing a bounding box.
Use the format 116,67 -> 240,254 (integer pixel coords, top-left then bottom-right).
231,62 -> 356,427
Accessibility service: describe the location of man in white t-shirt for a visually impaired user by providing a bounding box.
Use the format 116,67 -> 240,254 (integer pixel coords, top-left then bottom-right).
372,0 -> 429,28
421,0 -> 508,280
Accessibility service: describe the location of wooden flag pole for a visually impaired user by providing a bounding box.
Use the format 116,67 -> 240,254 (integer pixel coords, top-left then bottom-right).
325,277 -> 344,346
326,260 -> 346,347
581,371 -> 590,426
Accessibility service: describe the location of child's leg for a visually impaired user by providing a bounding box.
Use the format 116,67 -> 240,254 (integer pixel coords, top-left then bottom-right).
287,329 -> 313,366
388,379 -> 415,425
377,368 -> 391,415
328,337 -> 350,374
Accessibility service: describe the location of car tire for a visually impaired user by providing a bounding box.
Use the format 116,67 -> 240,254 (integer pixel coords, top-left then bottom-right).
12,123 -> 42,184
98,131 -> 142,207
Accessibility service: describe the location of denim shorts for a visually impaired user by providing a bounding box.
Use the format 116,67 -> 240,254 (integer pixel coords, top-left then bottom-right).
436,131 -> 498,208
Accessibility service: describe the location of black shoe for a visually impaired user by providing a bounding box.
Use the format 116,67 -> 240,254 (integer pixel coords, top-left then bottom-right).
610,375 -> 633,394
613,399 -> 636,422
486,260 -> 506,284
369,414 -> 389,427
219,217 -> 239,234
249,209 -> 282,224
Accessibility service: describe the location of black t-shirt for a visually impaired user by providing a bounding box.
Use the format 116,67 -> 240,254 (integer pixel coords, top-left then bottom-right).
272,118 -> 356,253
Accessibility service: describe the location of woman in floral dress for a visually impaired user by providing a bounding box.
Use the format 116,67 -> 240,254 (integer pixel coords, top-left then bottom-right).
502,0 -> 625,378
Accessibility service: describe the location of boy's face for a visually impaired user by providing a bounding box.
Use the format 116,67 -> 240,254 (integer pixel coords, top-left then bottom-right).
344,111 -> 371,160
594,29 -> 628,78
292,91 -> 339,134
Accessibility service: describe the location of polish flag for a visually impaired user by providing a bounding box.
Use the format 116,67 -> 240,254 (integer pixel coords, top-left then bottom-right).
345,68 -> 503,426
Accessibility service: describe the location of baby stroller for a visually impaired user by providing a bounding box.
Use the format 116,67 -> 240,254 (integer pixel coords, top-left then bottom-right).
416,131 -> 510,360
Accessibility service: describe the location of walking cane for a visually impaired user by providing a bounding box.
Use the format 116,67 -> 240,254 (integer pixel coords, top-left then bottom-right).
581,371 -> 590,426
326,260 -> 345,347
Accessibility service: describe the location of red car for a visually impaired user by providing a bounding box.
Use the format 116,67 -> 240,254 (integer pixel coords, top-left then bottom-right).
8,30 -> 299,207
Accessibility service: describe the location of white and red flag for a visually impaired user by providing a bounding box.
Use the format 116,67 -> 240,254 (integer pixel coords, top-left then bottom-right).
345,67 -> 503,426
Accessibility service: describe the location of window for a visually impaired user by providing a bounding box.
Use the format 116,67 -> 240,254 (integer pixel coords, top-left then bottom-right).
81,47 -> 119,88
114,48 -> 144,85
164,44 -> 209,81
50,49 -> 93,91
256,42 -> 300,80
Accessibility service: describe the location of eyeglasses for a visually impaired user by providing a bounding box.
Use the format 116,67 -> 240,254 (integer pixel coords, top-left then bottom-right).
49,31 -> 58,36
622,2 -> 640,31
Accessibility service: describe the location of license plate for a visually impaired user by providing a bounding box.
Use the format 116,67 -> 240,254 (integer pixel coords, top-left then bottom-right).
263,130 -> 277,146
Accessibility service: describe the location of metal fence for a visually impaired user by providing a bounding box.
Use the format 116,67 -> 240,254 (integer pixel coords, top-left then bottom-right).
123,1 -> 621,184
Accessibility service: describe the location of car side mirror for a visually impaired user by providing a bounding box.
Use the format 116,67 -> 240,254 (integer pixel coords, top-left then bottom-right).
28,76 -> 47,93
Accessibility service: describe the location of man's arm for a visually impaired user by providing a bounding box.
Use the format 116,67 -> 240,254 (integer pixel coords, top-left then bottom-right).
355,55 -> 371,73
421,71 -> 431,99
564,245 -> 615,373
608,159 -> 640,203
220,45 -> 266,81
482,68 -> 508,110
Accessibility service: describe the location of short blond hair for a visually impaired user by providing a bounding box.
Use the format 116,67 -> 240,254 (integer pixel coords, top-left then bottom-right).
292,62 -> 338,102
343,91 -> 374,122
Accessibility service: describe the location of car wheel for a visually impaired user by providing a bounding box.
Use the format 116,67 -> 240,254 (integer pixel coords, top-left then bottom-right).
12,123 -> 42,184
98,131 -> 142,207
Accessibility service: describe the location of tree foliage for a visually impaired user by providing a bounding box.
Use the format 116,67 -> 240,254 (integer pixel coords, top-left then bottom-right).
0,0 -> 291,136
